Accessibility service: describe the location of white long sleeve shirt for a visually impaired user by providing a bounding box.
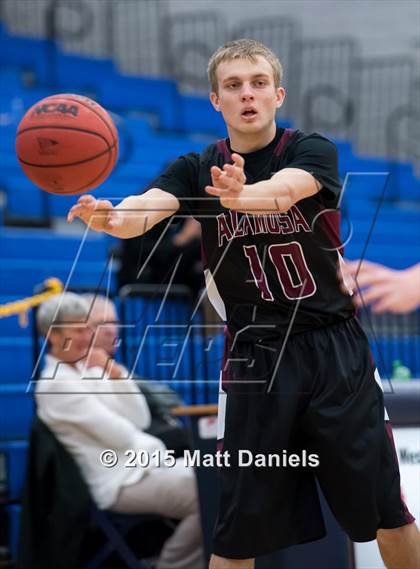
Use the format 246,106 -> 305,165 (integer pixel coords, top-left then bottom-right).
35,355 -> 166,509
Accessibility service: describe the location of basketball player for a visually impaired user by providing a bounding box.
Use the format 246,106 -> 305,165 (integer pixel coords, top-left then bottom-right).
68,40 -> 420,569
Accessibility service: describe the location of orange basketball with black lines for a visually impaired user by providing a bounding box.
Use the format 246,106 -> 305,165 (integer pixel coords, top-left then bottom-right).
15,94 -> 118,195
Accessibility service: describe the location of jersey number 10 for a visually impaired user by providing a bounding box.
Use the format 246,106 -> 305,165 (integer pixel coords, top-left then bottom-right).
243,242 -> 317,301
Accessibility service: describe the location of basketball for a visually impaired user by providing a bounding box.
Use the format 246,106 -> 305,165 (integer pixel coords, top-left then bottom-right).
15,94 -> 118,195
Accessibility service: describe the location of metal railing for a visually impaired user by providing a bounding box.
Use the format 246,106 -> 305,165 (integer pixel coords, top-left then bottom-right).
292,37 -> 358,140
358,308 -> 420,379
118,283 -> 219,405
352,56 -> 416,160
1,0 -> 167,74
161,10 -> 227,93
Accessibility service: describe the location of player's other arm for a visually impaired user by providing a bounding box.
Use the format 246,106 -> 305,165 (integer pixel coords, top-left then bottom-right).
243,167 -> 321,214
67,188 -> 180,239
205,154 -> 321,215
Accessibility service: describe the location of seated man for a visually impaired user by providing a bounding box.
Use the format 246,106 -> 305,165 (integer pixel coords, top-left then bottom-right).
36,292 -> 204,569
83,293 -> 192,457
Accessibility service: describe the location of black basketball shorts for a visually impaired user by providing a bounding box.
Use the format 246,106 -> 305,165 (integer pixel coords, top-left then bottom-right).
212,317 -> 415,559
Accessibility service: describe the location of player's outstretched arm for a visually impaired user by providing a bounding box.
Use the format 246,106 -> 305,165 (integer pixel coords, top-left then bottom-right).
205,154 -> 320,214
67,188 -> 180,239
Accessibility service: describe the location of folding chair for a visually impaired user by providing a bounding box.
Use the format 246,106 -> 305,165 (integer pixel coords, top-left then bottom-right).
86,508 -> 175,569
19,415 -> 174,568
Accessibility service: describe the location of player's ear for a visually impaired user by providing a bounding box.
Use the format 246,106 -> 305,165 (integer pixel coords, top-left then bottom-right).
275,87 -> 286,109
210,92 -> 221,112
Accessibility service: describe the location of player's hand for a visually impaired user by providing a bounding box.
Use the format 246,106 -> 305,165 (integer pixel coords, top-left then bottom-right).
346,260 -> 420,313
67,195 -> 123,232
205,153 -> 247,209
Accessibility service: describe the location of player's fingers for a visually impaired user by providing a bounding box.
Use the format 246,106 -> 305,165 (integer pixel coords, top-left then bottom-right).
210,165 -> 223,178
95,199 -> 113,211
69,198 -> 112,225
347,259 -> 376,269
231,153 -> 245,169
205,185 -> 235,197
215,174 -> 237,192
371,294 -> 398,314
346,259 -> 382,278
212,171 -> 232,191
67,194 -> 95,221
354,269 -> 389,288
70,198 -> 98,218
356,283 -> 391,306
223,163 -> 246,183
67,206 -> 77,222
77,194 -> 96,207
353,261 -> 390,281
106,210 -> 123,229
87,201 -> 112,229
211,166 -> 231,189
205,185 -> 225,197
220,175 -> 242,193
345,260 -> 362,276
357,260 -> 382,271
67,204 -> 90,222
205,185 -> 241,201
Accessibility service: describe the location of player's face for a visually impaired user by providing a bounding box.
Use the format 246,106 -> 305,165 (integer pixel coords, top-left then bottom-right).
210,56 -> 285,144
49,320 -> 93,363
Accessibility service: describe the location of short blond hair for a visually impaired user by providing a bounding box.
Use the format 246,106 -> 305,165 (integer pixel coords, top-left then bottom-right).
207,38 -> 283,93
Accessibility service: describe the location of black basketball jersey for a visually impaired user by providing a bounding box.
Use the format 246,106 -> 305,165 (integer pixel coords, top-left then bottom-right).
152,127 -> 354,341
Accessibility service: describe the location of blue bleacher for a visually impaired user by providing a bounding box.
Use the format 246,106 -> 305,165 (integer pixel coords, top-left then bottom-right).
0,126 -> 19,154
0,65 -> 24,84
0,297 -> 33,337
0,227 -> 107,260
0,86 -> 55,115
1,174 -> 47,218
0,441 -> 28,498
0,338 -> 36,382
0,385 -> 34,440
50,52 -> 118,93
0,260 -> 114,295
0,25 -> 50,84
99,73 -> 182,131
0,154 -> 21,173
0,440 -> 27,558
180,95 -> 227,137
7,504 -> 21,560
340,159 -> 419,202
